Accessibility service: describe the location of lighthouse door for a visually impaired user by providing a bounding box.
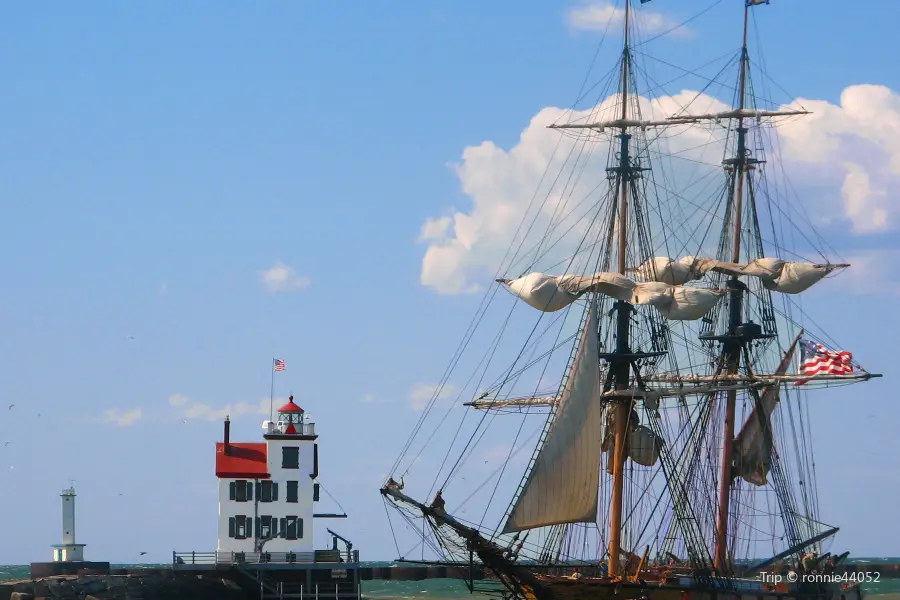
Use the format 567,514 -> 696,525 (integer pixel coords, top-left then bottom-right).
56,549 -> 62,561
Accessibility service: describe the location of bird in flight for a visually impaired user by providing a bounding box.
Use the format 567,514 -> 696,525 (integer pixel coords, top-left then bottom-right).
8,404 -> 13,410
125,336 -> 135,340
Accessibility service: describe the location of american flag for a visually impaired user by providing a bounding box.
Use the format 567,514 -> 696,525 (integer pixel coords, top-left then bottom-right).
274,359 -> 286,372
794,339 -> 851,385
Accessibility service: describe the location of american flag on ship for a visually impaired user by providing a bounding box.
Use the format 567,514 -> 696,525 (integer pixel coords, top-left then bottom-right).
274,358 -> 286,372
794,339 -> 852,385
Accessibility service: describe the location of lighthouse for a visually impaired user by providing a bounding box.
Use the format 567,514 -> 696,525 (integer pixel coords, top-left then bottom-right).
51,486 -> 86,562
215,395 -> 319,554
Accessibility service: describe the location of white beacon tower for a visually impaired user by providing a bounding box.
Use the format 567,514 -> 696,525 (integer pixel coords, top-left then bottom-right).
51,486 -> 86,562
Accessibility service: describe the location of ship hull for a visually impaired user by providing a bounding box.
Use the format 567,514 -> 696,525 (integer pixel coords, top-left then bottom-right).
521,577 -> 864,600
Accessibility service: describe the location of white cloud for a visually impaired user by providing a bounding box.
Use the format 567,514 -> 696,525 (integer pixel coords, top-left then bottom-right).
409,383 -> 457,412
103,408 -> 142,427
565,1 -> 691,38
167,393 -> 189,407
169,393 -> 277,421
259,261 -> 311,293
419,84 -> 900,294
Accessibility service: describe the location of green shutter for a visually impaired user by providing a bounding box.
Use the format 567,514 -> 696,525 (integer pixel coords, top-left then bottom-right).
229,482 -> 236,500
246,517 -> 252,538
228,517 -> 236,538
246,481 -> 253,500
280,518 -> 287,537
255,482 -> 261,500
272,482 -> 279,501
313,483 -> 320,502
297,518 -> 304,539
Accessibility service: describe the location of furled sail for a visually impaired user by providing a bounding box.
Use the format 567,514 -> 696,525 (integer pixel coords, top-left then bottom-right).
731,333 -> 802,486
501,304 -> 603,533
498,272 -> 724,320
600,407 -> 663,474
633,256 -> 844,294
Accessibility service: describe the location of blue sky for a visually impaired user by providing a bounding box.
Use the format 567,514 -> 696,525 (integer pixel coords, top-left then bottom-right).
1,0 -> 899,564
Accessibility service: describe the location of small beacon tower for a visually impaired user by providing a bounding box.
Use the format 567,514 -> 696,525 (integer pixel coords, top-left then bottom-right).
51,486 -> 86,562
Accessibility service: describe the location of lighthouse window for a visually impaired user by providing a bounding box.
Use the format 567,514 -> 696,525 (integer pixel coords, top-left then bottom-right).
229,515 -> 251,539
230,480 -> 253,502
258,515 -> 273,539
281,516 -> 302,540
258,480 -> 278,502
282,447 -> 300,469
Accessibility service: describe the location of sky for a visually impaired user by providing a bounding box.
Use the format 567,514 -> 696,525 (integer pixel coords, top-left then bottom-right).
1,0 -> 899,565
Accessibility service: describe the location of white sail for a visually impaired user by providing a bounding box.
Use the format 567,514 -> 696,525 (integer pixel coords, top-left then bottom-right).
633,256 -> 841,294
501,305 -> 602,533
499,272 -> 724,319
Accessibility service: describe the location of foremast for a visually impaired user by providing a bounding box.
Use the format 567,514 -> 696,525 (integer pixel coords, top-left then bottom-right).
713,2 -> 753,574
607,0 -> 635,579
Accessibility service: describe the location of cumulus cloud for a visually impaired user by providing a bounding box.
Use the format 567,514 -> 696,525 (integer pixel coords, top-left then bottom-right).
260,261 -> 310,293
775,85 -> 900,235
419,84 -> 900,294
565,1 -> 691,38
168,393 -> 189,406
409,383 -> 457,412
169,393 -> 275,421
103,408 -> 142,427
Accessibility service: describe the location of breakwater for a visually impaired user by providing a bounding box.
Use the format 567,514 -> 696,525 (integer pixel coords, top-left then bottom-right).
0,569 -> 248,600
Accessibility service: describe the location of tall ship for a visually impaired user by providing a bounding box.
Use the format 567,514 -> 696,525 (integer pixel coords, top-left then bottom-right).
381,1 -> 880,600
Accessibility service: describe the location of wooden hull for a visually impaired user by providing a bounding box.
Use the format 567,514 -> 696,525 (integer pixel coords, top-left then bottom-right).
519,575 -> 865,600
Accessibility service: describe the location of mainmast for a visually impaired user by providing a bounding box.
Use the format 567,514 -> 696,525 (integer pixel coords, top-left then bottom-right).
713,3 -> 754,573
607,0 -> 633,578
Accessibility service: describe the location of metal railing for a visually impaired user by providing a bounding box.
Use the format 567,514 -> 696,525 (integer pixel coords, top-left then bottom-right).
173,550 -> 360,567
268,422 -> 316,436
274,581 -> 362,600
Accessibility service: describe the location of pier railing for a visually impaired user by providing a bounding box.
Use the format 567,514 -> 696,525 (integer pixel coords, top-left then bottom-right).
173,550 -> 360,569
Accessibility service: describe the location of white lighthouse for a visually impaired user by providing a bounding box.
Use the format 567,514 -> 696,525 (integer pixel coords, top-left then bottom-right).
51,486 -> 86,562
215,396 -> 319,554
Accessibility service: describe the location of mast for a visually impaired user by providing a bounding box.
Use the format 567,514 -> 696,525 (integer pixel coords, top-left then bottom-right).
713,3 -> 751,573
607,0 -> 633,578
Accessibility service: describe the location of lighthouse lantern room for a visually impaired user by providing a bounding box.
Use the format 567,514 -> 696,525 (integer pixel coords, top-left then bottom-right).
215,395 -> 319,554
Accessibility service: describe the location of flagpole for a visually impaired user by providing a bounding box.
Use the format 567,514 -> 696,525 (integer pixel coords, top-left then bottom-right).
269,358 -> 275,421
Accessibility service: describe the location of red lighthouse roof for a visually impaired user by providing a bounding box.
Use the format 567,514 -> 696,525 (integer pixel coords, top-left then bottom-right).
277,395 -> 304,413
215,443 -> 269,479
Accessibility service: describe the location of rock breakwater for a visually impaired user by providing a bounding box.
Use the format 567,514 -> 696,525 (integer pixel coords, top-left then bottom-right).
0,569 -> 252,600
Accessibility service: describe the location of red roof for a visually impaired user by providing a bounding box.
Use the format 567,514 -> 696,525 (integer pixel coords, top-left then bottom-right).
215,442 -> 270,479
277,396 -> 304,414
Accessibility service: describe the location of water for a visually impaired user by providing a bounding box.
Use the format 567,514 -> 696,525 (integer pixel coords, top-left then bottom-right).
2,560 -> 898,599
